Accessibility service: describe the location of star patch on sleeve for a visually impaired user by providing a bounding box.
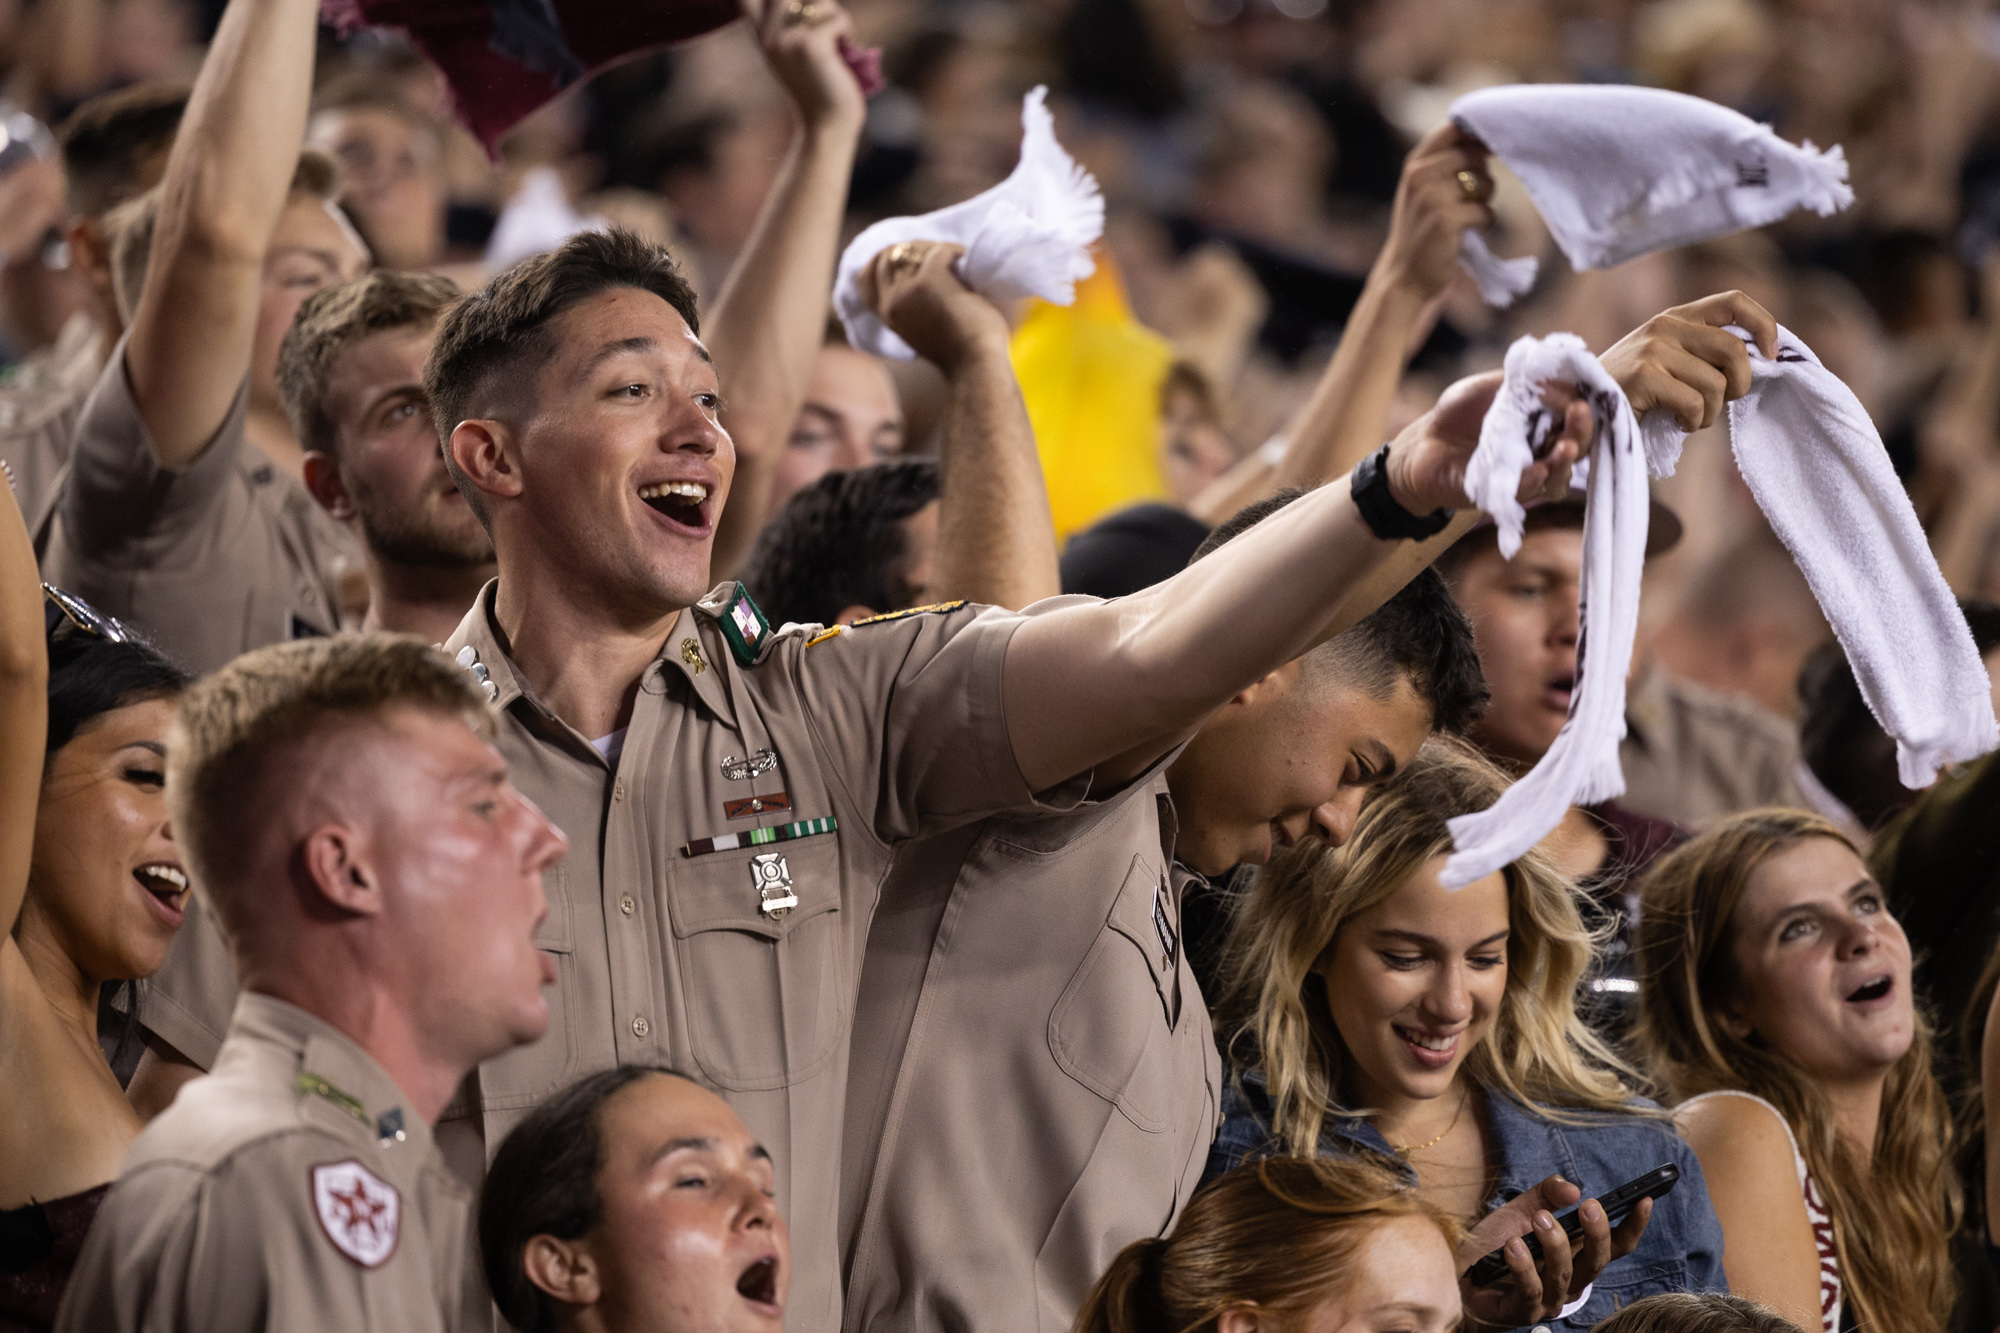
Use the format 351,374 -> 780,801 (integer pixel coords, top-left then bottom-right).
312,1160 -> 401,1268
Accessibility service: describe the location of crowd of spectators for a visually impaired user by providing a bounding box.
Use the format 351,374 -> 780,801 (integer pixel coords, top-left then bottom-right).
3,0 -> 2000,1332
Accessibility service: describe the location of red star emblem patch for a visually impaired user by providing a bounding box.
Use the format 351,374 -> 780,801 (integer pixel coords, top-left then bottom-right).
311,1160 -> 401,1268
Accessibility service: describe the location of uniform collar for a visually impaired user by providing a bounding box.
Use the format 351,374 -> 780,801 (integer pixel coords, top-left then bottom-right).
228,992 -> 436,1157
443,580 -> 525,712
661,598 -> 738,726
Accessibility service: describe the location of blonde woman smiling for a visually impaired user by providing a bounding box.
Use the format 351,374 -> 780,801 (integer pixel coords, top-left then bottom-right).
1209,737 -> 1725,1331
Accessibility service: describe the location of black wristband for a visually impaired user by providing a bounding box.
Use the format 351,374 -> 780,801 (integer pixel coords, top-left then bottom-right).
1350,442 -> 1454,541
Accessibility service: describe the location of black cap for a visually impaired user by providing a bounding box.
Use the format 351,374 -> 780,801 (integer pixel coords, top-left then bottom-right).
1060,503 -> 1214,599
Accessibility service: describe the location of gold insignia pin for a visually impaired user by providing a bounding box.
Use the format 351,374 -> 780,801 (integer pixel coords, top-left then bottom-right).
680,638 -> 705,674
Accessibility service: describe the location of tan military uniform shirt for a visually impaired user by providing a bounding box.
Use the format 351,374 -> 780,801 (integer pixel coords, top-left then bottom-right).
40,335 -> 358,676
55,993 -> 469,1333
0,312 -> 104,536
841,773 -> 1221,1333
1618,664 -> 1806,830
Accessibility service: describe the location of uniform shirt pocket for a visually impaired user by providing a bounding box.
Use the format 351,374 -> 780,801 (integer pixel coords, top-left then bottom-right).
1048,856 -> 1179,1132
668,838 -> 847,1092
481,862 -> 581,1109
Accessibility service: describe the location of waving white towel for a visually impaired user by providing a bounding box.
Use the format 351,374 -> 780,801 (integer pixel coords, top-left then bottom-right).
1447,84 -> 1855,307
834,86 -> 1103,360
1442,327 -> 1999,887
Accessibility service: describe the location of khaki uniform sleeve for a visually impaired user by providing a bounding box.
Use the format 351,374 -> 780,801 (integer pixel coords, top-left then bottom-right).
57,338 -> 248,563
782,603 -> 1084,844
140,892 -> 238,1069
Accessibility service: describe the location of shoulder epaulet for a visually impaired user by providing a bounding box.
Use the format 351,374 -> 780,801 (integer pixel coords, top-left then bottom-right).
848,600 -> 967,628
695,583 -> 774,666
296,1071 -> 369,1127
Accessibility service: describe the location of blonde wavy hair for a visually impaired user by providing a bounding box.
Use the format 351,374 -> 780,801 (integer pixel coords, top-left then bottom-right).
1073,1156 -> 1461,1333
1213,734 -> 1633,1159
1632,809 -> 1960,1333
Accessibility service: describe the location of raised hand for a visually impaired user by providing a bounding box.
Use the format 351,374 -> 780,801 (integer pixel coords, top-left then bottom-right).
1600,289 -> 1779,432
860,240 -> 1012,375
1384,371 -> 1590,517
1379,121 -> 1499,301
741,0 -> 868,134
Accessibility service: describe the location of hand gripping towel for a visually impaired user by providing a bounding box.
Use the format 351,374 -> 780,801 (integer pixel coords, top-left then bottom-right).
834,86 -> 1103,360
1446,84 -> 1855,307
1442,326 -> 1999,887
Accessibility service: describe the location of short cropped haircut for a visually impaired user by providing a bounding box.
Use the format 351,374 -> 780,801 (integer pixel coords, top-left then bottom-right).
106,150 -> 341,325
165,635 -> 494,922
277,269 -> 460,457
481,1066 -> 701,1333
739,458 -> 941,627
57,82 -> 189,218
1192,489 -> 1488,734
1589,1293 -> 1804,1333
423,228 -> 703,510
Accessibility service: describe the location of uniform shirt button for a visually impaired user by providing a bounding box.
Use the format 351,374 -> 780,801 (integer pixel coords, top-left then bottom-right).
613,779 -> 626,801
619,895 -> 636,916
631,1014 -> 650,1038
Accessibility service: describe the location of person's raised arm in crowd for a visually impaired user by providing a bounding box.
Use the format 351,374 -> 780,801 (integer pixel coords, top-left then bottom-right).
123,0 -> 323,471
1189,122 -> 1494,526
704,0 -> 869,579
860,240 -> 1060,609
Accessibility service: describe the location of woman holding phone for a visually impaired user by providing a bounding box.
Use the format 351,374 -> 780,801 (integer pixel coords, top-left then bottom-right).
1209,736 -> 1725,1332
1635,810 -> 1960,1333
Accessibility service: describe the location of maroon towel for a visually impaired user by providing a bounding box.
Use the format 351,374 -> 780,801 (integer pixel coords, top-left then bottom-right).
323,0 -> 881,152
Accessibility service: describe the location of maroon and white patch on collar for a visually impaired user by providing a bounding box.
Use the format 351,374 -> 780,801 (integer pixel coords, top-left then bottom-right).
312,1159 -> 400,1268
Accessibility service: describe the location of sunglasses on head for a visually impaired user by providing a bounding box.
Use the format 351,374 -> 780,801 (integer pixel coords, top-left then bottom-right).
43,583 -> 137,644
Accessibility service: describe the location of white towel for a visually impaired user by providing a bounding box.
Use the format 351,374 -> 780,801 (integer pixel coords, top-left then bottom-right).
1442,327 -> 1999,887
833,86 -> 1103,360
484,166 -> 608,271
1448,84 -> 1855,307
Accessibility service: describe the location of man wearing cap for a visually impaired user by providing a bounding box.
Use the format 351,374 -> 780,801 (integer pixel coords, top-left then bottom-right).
54,635 -> 567,1332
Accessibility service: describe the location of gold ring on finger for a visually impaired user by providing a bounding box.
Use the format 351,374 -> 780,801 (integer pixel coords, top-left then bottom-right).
784,1 -> 824,24
887,241 -> 924,273
1456,168 -> 1488,203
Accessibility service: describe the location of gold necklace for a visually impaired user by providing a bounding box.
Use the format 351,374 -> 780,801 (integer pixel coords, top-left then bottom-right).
1389,1088 -> 1467,1156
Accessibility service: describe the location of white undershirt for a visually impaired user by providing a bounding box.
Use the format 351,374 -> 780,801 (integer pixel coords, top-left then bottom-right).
591,728 -> 627,766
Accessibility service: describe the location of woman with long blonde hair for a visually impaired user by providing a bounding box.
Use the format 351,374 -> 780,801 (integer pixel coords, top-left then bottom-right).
1634,809 -> 1960,1333
1210,736 -> 1725,1331
1074,1156 -> 1463,1333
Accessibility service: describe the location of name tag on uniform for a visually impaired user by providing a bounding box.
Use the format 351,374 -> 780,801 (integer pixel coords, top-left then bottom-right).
1153,882 -> 1177,960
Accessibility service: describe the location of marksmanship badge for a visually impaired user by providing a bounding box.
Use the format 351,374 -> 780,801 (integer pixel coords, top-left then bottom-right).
312,1160 -> 401,1268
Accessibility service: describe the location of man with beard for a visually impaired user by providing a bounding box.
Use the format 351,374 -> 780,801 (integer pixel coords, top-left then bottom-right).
279,269 -> 493,643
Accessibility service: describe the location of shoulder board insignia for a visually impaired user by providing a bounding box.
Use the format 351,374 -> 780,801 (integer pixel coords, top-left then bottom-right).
712,585 -> 772,667
312,1160 -> 401,1268
296,1071 -> 369,1127
849,600 -> 967,628
806,625 -> 845,647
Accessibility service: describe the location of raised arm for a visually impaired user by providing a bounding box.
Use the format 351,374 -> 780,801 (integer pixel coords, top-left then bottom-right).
123,0 -> 319,470
706,0 -> 868,577
1188,122 -> 1495,525
859,241 -> 1060,609
0,476 -> 48,955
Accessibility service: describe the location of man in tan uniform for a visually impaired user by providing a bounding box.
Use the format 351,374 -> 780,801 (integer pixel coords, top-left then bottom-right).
55,635 -> 566,1332
0,83 -> 186,533
39,0 -> 367,676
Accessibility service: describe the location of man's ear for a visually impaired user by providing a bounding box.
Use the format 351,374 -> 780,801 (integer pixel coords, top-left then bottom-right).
522,1233 -> 601,1307
835,604 -> 878,625
1228,658 -> 1305,710
302,451 -> 356,522
449,419 -> 524,504
301,824 -> 384,918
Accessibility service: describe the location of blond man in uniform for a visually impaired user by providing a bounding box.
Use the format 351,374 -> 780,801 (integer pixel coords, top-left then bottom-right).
39,0 -> 368,676
54,634 -> 566,1332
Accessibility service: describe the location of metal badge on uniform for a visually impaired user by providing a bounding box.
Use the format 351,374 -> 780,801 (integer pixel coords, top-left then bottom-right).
714,585 -> 771,666
750,852 -> 798,919
680,638 -> 705,674
454,645 -> 498,702
721,749 -> 778,781
311,1160 -> 400,1268
375,1107 -> 407,1145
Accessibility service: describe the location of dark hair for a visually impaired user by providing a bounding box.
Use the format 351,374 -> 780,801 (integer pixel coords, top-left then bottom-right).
738,458 -> 941,627
423,228 -> 703,516
278,269 -> 461,457
57,82 -> 190,218
1192,490 -> 1488,734
480,1065 -> 698,1333
1799,598 -> 2000,829
1589,1293 -> 1804,1333
44,630 -> 190,1068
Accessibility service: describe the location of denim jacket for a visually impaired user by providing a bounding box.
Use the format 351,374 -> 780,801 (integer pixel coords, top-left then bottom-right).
1207,1071 -> 1728,1331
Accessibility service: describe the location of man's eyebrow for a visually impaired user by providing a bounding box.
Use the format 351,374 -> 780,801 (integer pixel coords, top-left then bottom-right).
581,336 -> 658,375
364,382 -> 426,414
